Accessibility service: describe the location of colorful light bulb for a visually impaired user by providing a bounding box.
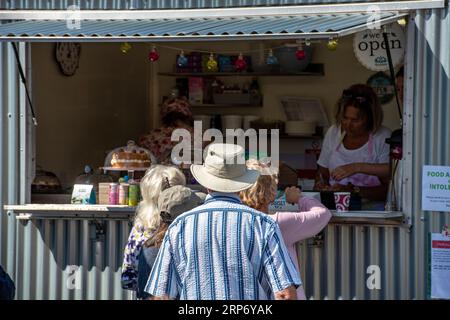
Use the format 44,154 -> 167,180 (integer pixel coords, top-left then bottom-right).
327,39 -> 338,51
295,45 -> 306,60
120,42 -> 131,54
266,49 -> 278,65
148,46 -> 159,62
235,53 -> 247,71
207,53 -> 218,71
397,18 -> 407,27
177,50 -> 188,67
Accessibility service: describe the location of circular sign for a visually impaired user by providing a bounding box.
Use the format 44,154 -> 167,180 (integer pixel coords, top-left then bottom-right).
367,72 -> 394,105
353,23 -> 405,71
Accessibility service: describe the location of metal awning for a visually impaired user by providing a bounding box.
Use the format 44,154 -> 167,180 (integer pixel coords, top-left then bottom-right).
0,12 -> 406,42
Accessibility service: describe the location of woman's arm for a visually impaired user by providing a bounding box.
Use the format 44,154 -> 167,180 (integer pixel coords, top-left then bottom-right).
330,163 -> 390,181
276,192 -> 332,245
313,165 -> 331,191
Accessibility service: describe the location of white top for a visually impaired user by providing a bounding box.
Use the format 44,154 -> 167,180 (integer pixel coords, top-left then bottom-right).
318,124 -> 392,169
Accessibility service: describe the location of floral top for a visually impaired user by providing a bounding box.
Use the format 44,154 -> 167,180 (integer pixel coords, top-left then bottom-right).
139,126 -> 194,164
121,222 -> 154,291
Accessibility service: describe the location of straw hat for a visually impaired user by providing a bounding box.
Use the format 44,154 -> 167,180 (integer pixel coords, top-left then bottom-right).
190,143 -> 260,193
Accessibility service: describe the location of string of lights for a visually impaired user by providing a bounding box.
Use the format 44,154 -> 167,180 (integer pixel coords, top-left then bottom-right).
119,38 -> 339,68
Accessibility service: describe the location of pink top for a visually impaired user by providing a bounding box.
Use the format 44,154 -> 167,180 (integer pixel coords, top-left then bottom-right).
272,196 -> 331,300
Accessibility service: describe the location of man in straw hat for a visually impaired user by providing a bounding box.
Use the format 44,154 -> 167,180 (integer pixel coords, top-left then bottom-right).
145,143 -> 301,300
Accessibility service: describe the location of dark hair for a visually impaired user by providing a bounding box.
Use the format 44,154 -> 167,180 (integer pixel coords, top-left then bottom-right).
161,111 -> 193,127
335,84 -> 383,133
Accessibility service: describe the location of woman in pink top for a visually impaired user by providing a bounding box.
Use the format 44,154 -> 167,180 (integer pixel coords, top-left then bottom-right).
240,160 -> 332,300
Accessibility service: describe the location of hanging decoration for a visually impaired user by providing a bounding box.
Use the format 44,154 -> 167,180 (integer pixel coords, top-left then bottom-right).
295,44 -> 306,60
234,53 -> 247,71
327,38 -> 338,51
397,18 -> 407,27
206,53 -> 218,71
137,42 -> 331,68
177,50 -> 188,67
120,42 -> 132,54
148,45 -> 160,62
266,49 -> 278,65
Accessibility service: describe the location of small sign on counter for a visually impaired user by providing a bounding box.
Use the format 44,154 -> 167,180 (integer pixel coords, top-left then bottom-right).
422,165 -> 450,212
71,184 -> 96,204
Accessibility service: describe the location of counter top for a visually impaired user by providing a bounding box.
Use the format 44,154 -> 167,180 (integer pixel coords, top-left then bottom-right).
329,210 -> 405,226
4,204 -> 406,226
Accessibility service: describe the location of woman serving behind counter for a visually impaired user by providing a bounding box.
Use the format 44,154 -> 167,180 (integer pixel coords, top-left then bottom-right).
139,97 -> 193,164
314,84 -> 392,207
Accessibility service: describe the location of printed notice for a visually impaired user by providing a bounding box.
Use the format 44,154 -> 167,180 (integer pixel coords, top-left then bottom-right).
422,165 -> 450,212
431,233 -> 450,299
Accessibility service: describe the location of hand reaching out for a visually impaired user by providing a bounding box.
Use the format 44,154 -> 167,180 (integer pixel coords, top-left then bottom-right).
285,186 -> 301,204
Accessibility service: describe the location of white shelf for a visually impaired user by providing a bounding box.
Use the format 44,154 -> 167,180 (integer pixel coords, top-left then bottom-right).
4,205 -> 406,225
329,210 -> 405,226
4,204 -> 136,220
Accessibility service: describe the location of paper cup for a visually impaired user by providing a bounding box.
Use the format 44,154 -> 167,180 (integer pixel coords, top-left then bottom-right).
334,192 -> 351,212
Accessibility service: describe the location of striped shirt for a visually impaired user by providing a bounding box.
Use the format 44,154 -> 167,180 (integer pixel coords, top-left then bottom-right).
145,192 -> 301,300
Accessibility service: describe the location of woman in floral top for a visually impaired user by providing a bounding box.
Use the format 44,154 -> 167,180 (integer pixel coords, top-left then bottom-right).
139,97 -> 193,164
121,165 -> 186,292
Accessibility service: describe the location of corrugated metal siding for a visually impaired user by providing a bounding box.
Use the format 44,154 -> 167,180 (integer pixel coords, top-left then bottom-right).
0,0 -> 375,10
0,13 -> 396,38
410,6 -> 450,298
0,1 -> 135,300
299,225 -> 412,299
0,40 -> 21,293
13,219 -> 133,299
